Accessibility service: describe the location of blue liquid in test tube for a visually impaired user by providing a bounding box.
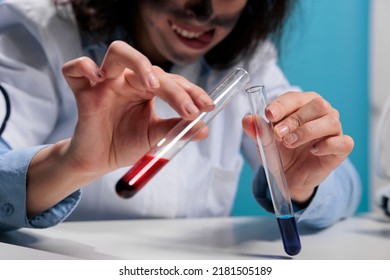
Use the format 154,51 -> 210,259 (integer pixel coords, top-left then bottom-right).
246,85 -> 301,256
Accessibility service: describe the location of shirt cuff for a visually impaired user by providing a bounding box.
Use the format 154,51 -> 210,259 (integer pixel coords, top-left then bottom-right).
252,166 -> 274,213
0,145 -> 81,230
252,166 -> 314,215
29,190 -> 81,228
297,159 -> 361,229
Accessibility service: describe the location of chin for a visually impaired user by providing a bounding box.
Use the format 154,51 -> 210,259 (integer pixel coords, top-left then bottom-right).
168,50 -> 207,66
173,57 -> 199,66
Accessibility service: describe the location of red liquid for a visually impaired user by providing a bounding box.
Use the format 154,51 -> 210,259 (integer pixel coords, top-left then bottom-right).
116,154 -> 169,198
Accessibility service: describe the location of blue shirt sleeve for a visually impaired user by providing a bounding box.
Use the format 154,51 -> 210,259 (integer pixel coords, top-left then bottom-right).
0,138 -> 81,231
252,158 -> 362,229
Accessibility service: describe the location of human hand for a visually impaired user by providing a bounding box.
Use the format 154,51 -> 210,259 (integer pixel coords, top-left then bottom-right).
62,40 -> 214,178
242,91 -> 354,204
26,41 -> 214,216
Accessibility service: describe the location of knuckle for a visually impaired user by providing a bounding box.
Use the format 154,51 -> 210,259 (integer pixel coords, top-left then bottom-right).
108,40 -> 124,52
328,114 -> 341,130
332,107 -> 340,119
288,114 -> 304,129
185,82 -> 195,92
151,65 -> 164,74
344,135 -> 355,151
312,97 -> 332,113
284,90 -> 297,96
139,58 -> 152,70
307,91 -> 321,99
304,122 -> 317,136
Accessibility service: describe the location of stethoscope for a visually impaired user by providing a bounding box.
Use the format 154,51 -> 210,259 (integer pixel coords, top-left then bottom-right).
374,95 -> 390,216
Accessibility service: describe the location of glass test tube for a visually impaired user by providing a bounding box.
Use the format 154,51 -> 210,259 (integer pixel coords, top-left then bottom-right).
246,85 -> 301,256
116,68 -> 250,199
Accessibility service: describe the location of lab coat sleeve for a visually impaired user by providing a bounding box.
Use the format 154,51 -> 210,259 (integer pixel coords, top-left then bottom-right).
0,139 -> 81,231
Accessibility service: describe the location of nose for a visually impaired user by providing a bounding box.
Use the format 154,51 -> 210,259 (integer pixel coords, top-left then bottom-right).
185,0 -> 213,22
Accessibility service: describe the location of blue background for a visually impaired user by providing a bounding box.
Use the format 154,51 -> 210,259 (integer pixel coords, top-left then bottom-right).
233,0 -> 370,216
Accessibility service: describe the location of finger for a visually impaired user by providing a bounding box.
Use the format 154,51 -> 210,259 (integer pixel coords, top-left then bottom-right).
100,41 -> 159,90
242,115 -> 256,140
242,115 -> 264,166
149,118 -> 209,148
273,96 -> 338,141
168,73 -> 215,111
242,114 -> 273,146
281,113 -> 342,148
62,57 -> 105,92
310,135 -> 354,157
190,124 -> 209,141
265,91 -> 320,122
143,68 -> 213,120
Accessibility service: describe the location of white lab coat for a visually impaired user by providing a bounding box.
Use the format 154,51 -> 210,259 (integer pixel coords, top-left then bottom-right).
1,0 -> 348,222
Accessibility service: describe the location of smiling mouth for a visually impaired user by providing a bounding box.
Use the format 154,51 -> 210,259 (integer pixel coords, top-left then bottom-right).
171,23 -> 204,39
169,21 -> 214,49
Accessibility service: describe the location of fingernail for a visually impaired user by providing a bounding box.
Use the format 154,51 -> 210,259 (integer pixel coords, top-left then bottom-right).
147,72 -> 159,89
199,94 -> 215,109
275,124 -> 289,138
284,133 -> 298,145
183,101 -> 199,116
266,105 -> 280,120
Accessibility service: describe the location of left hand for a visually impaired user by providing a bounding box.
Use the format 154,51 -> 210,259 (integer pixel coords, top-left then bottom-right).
242,91 -> 354,204
61,41 -> 213,177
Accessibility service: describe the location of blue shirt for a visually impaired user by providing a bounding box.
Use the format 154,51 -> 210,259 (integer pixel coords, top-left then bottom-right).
0,138 -> 80,230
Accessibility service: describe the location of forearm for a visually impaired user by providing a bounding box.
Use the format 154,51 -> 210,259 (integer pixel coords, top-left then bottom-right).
26,139 -> 98,217
297,158 -> 362,229
0,142 -> 81,230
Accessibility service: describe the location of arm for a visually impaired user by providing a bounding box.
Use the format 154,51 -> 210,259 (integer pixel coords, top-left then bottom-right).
0,4 -> 77,229
0,139 -> 81,231
26,41 -> 214,218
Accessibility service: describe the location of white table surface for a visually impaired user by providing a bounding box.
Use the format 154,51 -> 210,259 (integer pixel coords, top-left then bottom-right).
1,213 -> 389,260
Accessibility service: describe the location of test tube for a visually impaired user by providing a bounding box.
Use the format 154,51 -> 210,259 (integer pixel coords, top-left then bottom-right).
116,68 -> 250,199
245,85 -> 301,256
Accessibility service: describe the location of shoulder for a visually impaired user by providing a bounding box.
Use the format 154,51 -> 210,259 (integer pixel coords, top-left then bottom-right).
0,0 -> 75,29
0,0 -> 80,62
248,40 -> 278,66
229,40 -> 279,75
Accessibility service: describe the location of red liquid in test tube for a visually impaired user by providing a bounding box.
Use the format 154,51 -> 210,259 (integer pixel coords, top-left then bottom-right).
116,154 -> 169,198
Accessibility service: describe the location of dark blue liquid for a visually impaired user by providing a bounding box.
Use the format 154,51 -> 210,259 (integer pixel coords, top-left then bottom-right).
277,215 -> 301,256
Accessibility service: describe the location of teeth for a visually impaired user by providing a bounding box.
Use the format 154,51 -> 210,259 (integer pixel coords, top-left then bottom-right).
171,24 -> 204,39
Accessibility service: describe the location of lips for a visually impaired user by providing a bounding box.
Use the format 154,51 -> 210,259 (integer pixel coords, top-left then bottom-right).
169,22 -> 214,50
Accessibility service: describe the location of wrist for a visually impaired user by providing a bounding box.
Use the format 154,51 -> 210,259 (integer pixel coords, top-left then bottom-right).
26,140 -> 97,216
291,186 -> 319,209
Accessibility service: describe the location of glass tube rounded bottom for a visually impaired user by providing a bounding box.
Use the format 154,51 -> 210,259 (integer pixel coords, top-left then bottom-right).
116,154 -> 169,198
277,215 -> 302,256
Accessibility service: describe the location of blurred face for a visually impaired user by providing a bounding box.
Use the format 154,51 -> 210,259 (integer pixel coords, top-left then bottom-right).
136,0 -> 247,66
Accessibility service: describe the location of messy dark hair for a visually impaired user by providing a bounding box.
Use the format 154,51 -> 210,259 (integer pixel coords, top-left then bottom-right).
69,0 -> 296,69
